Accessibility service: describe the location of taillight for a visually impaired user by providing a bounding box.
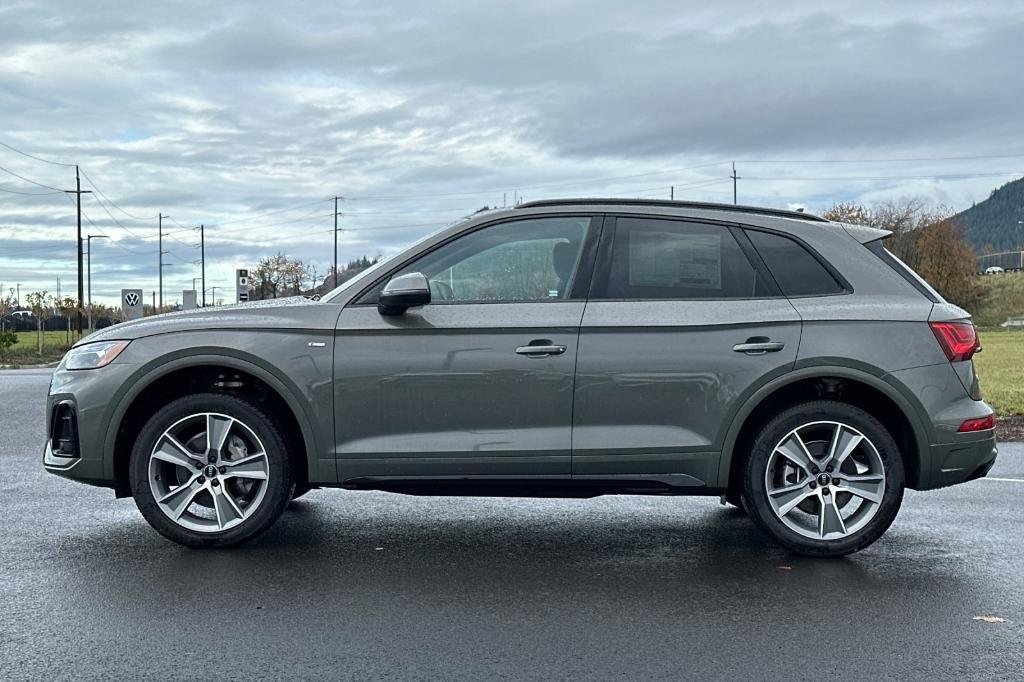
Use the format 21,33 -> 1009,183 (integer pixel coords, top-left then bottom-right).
929,321 -> 981,362
958,414 -> 994,432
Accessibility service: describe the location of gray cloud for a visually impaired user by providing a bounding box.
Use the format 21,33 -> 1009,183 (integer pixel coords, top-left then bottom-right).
2,0 -> 1024,304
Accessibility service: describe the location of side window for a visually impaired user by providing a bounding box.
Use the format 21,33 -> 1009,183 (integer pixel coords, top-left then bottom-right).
359,216 -> 593,304
596,217 -> 772,300
746,229 -> 845,297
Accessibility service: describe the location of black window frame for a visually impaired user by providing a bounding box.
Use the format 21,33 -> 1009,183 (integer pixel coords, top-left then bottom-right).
350,214 -> 605,307
742,225 -> 853,298
588,214 -> 783,301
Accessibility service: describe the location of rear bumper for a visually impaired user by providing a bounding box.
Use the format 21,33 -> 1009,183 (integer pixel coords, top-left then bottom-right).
919,432 -> 998,490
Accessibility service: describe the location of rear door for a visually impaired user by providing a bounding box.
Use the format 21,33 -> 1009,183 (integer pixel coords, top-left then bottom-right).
572,215 -> 801,486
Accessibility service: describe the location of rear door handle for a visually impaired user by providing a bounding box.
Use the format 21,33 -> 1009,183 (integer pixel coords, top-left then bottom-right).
515,341 -> 567,357
733,341 -> 785,355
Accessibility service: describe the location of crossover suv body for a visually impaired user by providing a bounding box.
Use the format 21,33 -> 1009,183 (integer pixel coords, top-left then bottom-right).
43,199 -> 998,556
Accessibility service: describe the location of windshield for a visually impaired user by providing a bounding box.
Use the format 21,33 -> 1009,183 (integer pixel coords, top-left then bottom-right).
320,217 -> 475,302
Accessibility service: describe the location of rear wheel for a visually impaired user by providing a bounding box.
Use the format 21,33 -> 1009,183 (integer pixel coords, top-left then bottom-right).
129,393 -> 294,548
743,401 -> 904,557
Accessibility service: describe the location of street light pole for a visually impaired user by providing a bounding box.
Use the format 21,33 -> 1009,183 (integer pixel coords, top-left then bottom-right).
210,286 -> 219,305
86,234 -> 108,331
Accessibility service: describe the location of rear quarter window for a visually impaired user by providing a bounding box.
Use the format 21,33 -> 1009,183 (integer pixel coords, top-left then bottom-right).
746,229 -> 846,297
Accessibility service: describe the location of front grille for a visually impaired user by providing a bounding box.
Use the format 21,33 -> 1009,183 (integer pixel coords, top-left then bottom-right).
50,402 -> 79,457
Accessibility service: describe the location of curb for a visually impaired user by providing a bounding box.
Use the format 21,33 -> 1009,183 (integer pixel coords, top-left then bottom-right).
0,361 -> 61,370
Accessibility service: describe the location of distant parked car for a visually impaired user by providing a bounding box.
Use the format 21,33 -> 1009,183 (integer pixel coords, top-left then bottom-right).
1001,317 -> 1024,328
984,266 -> 1005,275
44,198 -> 997,557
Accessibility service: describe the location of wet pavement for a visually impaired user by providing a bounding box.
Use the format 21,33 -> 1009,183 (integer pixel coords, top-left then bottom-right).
1,368 -> 1021,680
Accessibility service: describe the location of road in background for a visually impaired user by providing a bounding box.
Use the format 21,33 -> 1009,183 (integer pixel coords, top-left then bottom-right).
1,369 -> 1021,679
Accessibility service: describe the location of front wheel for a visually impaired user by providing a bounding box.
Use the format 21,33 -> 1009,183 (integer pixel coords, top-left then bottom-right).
743,401 -> 905,557
129,393 -> 294,548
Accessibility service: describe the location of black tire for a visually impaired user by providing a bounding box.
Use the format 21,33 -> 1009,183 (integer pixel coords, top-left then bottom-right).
290,484 -> 314,501
129,393 -> 294,548
724,490 -> 746,513
742,400 -> 905,557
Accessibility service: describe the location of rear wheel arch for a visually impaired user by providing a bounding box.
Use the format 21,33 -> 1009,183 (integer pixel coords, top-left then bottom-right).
106,353 -> 320,496
719,366 -> 930,494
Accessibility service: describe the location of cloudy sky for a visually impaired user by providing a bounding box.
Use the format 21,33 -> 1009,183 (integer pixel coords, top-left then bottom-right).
2,0 -> 1023,306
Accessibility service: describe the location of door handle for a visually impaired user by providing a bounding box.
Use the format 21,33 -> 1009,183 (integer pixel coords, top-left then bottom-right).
515,341 -> 567,357
733,340 -> 785,355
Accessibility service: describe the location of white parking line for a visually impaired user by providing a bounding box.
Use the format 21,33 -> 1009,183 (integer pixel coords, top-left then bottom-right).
978,477 -> 1024,483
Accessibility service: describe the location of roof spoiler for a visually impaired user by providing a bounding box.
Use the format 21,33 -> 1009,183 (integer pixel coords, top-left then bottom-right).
838,222 -> 892,244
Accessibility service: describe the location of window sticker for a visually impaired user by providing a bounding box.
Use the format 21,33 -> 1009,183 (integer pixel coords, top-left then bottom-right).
628,230 -> 722,289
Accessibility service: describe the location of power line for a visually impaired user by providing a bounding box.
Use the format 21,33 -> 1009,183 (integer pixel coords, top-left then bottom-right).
0,164 -> 64,190
79,167 -> 158,221
0,184 -> 63,196
0,139 -> 77,167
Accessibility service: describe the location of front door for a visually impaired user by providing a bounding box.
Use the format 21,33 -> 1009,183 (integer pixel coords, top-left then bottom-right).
333,215 -> 599,481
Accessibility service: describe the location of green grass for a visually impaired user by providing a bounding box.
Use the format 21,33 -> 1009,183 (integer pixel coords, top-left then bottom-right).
976,329 -> 1024,416
0,329 -> 84,366
971,271 -> 1024,327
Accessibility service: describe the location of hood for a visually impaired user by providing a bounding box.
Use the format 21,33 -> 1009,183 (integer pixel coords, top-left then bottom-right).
78,296 -> 342,346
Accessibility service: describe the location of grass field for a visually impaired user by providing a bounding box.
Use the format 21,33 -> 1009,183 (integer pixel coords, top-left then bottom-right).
976,329 -> 1024,416
0,329 -> 84,366
972,270 -> 1024,327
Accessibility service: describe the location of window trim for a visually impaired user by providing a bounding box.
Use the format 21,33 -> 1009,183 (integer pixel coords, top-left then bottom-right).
348,213 -> 604,307
865,239 -> 942,303
588,214 -> 784,302
742,225 -> 853,298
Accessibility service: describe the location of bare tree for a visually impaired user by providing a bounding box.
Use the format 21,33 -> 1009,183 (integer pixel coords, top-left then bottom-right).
25,291 -> 52,355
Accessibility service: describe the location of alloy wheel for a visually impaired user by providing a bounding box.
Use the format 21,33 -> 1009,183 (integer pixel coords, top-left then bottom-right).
764,420 -> 886,541
148,412 -> 270,533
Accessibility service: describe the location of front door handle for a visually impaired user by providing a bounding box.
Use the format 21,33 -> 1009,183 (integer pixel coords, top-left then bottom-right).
733,339 -> 785,355
515,340 -> 567,357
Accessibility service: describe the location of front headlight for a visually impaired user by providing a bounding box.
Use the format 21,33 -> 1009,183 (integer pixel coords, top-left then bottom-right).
64,340 -> 131,370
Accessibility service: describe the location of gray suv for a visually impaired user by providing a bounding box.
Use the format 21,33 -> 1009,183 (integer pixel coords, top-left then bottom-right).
43,199 -> 998,556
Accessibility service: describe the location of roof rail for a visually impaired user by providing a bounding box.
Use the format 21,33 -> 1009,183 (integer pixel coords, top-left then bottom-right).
515,198 -> 828,222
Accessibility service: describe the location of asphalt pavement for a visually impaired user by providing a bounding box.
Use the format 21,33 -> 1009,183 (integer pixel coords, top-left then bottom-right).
1,368 -> 1022,680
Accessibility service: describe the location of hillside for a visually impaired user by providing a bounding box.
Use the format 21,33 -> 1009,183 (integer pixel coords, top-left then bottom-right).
955,176 -> 1024,252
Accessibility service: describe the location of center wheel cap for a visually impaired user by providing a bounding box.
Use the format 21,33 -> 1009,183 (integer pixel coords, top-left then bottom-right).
204,465 -> 218,479
816,472 -> 832,487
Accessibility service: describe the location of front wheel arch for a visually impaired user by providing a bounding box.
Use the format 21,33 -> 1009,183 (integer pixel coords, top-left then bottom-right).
108,354 -> 320,496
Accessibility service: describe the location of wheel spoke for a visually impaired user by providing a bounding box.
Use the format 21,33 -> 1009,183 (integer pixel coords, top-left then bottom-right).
775,432 -> 815,474
769,480 -> 815,517
840,473 -> 885,504
211,485 -> 245,529
818,495 -> 848,538
222,453 -> 268,480
152,435 -> 199,470
829,428 -> 864,470
159,478 -> 206,519
206,414 -> 235,456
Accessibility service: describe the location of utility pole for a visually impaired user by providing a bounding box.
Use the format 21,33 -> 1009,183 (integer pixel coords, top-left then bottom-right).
199,224 -> 206,306
670,185 -> 674,200
210,286 -> 219,305
332,197 -> 342,288
86,234 -> 108,331
730,162 -> 740,205
64,165 -> 92,337
158,213 -> 167,310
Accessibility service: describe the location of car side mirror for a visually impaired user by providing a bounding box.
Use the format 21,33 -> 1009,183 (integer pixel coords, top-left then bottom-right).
378,272 -> 432,316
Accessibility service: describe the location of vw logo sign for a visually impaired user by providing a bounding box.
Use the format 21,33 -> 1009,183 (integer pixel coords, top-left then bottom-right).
124,292 -> 140,307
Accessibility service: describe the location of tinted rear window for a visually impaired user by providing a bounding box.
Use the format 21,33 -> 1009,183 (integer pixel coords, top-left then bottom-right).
596,218 -> 774,299
746,229 -> 845,297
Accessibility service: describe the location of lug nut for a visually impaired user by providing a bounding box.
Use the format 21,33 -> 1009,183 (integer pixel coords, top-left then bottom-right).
208,455 -> 217,464
211,478 -> 220,487
198,475 -> 205,483
826,465 -> 833,473
219,466 -> 227,474
822,487 -> 831,496
811,466 -> 819,474
809,481 -> 817,489
192,461 -> 203,470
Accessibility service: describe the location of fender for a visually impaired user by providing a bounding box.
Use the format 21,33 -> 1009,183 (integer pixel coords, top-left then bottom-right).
101,347 -> 329,485
715,362 -> 932,489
